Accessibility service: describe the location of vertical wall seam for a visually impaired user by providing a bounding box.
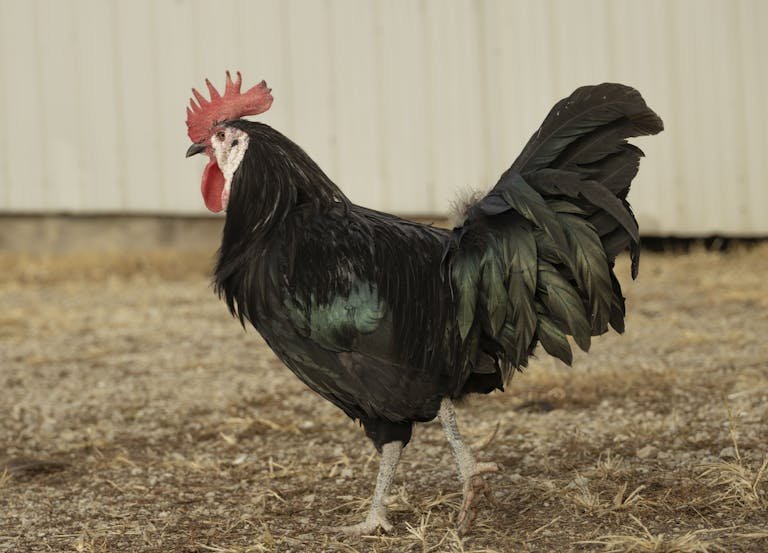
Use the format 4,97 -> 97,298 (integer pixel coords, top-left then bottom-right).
0,1 -> 9,208
665,1 -> 687,233
473,0 -> 492,194
71,0 -> 86,209
419,0 -> 437,212
31,0 -> 50,209
279,1 -> 296,138
148,1 -> 165,209
324,0 -> 340,182
371,1 -> 390,210
110,0 -> 127,210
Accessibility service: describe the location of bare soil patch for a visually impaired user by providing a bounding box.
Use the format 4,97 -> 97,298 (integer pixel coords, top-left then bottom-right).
1,245 -> 767,552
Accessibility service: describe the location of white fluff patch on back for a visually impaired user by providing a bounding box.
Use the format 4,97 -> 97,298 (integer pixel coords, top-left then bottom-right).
448,186 -> 488,228
211,127 -> 250,211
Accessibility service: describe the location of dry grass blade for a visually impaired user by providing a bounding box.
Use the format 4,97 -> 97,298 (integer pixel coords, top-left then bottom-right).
326,540 -> 364,553
699,455 -> 768,508
326,453 -> 351,478
567,475 -> 644,514
0,469 -> 10,491
193,544 -> 269,553
421,490 -> 461,510
591,450 -> 629,479
72,528 -> 109,553
722,394 -> 742,462
569,475 -> 602,511
404,512 -> 433,553
733,530 -> 768,540
613,483 -> 646,510
530,516 -> 562,537
442,528 -> 504,553
320,495 -> 369,514
697,399 -> 767,508
582,515 -> 726,552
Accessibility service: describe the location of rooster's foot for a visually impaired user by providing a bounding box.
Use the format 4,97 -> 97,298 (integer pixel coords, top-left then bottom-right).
457,461 -> 500,536
337,509 -> 393,536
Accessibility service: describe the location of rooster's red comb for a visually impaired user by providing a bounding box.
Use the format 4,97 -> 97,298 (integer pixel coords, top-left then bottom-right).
186,71 -> 273,142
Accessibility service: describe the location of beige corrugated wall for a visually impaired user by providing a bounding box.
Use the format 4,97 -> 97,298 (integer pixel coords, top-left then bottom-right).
0,0 -> 766,235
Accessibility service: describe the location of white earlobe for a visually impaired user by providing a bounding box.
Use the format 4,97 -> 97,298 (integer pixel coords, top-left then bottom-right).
213,128 -> 250,211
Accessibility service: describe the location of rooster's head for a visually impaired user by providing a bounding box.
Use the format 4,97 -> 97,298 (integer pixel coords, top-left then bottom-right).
185,71 -> 273,212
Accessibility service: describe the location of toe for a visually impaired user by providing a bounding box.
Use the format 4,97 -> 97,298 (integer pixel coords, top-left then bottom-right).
474,461 -> 500,475
456,470 -> 498,536
457,506 -> 477,537
337,522 -> 376,536
335,511 -> 393,536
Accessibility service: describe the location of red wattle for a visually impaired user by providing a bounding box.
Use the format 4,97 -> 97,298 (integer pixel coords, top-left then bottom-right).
201,159 -> 225,213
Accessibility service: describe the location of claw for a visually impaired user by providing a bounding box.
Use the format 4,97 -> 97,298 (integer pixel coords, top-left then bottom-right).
457,462 -> 500,536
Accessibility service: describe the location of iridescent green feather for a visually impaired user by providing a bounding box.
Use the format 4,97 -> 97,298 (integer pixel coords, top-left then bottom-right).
480,249 -> 507,336
536,309 -> 573,365
287,282 -> 386,352
452,249 -> 481,340
558,213 -> 613,333
498,173 -> 574,270
537,261 -> 591,352
504,225 -> 538,365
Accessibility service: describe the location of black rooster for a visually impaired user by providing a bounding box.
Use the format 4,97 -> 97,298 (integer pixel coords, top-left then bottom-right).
185,72 -> 662,535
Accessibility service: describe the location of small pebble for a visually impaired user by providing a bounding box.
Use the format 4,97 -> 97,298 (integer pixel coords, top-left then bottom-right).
637,445 -> 658,459
719,446 -> 736,459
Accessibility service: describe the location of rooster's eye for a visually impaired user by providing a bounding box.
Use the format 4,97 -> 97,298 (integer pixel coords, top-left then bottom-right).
216,131 -> 226,142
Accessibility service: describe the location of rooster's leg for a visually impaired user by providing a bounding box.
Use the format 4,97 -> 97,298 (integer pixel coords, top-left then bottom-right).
337,440 -> 402,535
438,398 -> 499,536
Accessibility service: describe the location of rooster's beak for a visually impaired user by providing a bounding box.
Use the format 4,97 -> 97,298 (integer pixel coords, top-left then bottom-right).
186,142 -> 206,158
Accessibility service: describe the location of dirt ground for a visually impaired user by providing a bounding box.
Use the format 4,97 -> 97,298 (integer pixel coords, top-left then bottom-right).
1,244 -> 767,552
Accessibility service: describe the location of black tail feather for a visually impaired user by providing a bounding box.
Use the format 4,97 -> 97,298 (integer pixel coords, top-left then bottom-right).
447,83 -> 662,376
509,83 -> 663,177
